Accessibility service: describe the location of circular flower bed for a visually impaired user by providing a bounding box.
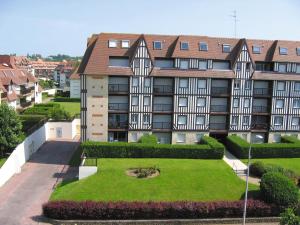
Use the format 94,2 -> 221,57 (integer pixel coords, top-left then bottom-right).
126,167 -> 160,179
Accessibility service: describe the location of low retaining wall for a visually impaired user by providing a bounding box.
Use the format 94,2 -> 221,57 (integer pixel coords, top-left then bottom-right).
50,217 -> 280,225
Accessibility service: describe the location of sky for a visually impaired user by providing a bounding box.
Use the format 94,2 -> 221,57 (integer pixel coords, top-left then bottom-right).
1,0 -> 300,57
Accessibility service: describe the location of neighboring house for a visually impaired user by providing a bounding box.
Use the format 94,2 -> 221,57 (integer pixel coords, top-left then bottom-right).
30,59 -> 59,78
78,33 -> 300,144
70,72 -> 80,98
53,63 -> 74,90
0,55 -> 42,109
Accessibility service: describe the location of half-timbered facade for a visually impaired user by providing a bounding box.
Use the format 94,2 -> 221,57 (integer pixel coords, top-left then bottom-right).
78,33 -> 300,144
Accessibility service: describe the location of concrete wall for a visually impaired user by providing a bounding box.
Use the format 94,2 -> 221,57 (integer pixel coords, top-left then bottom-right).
171,132 -> 209,144
47,119 -> 80,139
268,132 -> 299,143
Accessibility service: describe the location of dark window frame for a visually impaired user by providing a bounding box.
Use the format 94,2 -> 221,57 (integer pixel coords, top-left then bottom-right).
153,41 -> 162,50
199,42 -> 208,51
222,44 -> 231,53
180,42 -> 189,50
279,47 -> 288,55
252,46 -> 261,54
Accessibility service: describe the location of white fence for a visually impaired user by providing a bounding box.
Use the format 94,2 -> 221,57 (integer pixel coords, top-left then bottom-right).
0,119 -> 80,187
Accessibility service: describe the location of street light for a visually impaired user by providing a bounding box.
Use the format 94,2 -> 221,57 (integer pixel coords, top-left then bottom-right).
242,133 -> 264,225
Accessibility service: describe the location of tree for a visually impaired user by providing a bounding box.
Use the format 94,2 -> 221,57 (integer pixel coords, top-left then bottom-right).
280,208 -> 300,225
0,104 -> 24,156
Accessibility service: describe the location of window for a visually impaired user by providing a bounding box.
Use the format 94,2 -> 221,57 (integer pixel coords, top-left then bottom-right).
234,80 -> 240,89
222,44 -> 231,53
279,47 -> 288,55
178,115 -> 187,125
292,117 -> 300,126
213,61 -> 230,70
177,133 -> 186,143
195,133 -> 204,142
245,80 -> 251,89
297,48 -> 300,56
132,96 -> 139,106
132,77 -> 139,87
109,56 -> 129,67
132,114 -> 138,124
196,116 -> 205,125
277,81 -> 285,91
153,41 -> 162,50
244,98 -> 250,108
246,63 -> 251,70
274,116 -> 283,125
143,96 -> 151,106
197,97 -> 206,107
108,40 -> 118,48
155,58 -> 174,68
180,60 -> 189,69
252,46 -> 261,54
199,42 -> 208,51
180,42 -> 189,50
179,97 -> 188,107
293,99 -> 300,108
296,64 -> 300,73
179,78 -> 188,88
236,62 -> 241,70
197,79 -> 206,89
273,134 -> 281,143
255,62 -> 272,71
276,99 -> 284,108
232,116 -> 238,125
199,60 -> 207,70
233,98 -> 239,107
278,63 -> 287,73
143,114 -> 150,124
243,116 -> 249,125
295,82 -> 300,91
121,40 -> 130,48
144,78 -> 151,87
145,59 -> 150,68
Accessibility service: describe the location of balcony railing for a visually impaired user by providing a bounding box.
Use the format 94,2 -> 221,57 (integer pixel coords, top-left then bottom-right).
20,101 -> 32,108
108,84 -> 128,93
253,88 -> 271,96
252,106 -> 269,113
153,85 -> 173,94
211,87 -> 230,95
152,122 -> 172,129
108,103 -> 128,111
20,87 -> 34,95
210,105 -> 228,112
153,104 -> 173,112
209,122 -> 227,130
251,123 -> 268,130
108,121 -> 128,129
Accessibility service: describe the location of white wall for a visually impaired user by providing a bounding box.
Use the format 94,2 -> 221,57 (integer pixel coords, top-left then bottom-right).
70,79 -> 80,98
0,119 -> 80,187
42,88 -> 56,96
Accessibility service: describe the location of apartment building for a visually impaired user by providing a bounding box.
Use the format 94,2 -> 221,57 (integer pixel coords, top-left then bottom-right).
53,63 -> 74,89
78,33 -> 300,144
70,72 -> 80,98
0,55 -> 42,110
31,59 -> 60,78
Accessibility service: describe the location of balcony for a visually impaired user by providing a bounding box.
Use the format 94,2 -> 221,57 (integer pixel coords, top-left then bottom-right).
252,106 -> 269,113
20,87 -> 34,95
210,105 -> 228,112
152,122 -> 172,129
20,101 -> 32,108
251,123 -> 268,130
108,121 -> 128,129
108,84 -> 128,93
153,104 -> 173,112
209,122 -> 227,130
253,88 -> 271,96
211,87 -> 230,95
108,103 -> 128,111
153,85 -> 173,94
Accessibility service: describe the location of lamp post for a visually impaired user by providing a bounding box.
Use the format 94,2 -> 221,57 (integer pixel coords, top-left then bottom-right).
242,133 -> 264,225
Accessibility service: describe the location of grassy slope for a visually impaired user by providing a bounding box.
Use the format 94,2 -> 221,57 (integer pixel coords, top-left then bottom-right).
243,158 -> 300,175
51,158 -> 258,202
56,102 -> 80,116
0,158 -> 7,168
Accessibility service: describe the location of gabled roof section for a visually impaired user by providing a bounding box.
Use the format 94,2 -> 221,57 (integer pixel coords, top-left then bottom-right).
271,40 -> 300,62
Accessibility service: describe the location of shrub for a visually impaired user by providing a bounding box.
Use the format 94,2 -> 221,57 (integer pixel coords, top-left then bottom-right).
280,208 -> 300,225
34,103 -> 60,108
138,134 -> 158,144
250,161 -> 266,177
260,172 -> 299,208
43,200 -> 279,220
49,107 -> 71,120
53,97 -> 80,102
226,135 -> 300,159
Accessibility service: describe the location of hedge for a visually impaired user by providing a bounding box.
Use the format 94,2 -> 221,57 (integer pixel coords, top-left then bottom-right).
23,103 -> 60,116
43,200 -> 279,220
226,135 -> 300,159
82,136 -> 224,159
53,97 -> 80,102
138,134 -> 158,144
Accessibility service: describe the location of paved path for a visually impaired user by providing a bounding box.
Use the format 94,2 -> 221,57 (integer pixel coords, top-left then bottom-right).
0,139 -> 79,225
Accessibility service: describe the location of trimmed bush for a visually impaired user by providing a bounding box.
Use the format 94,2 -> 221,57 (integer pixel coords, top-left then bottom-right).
250,161 -> 266,177
226,135 -> 300,159
53,97 -> 80,102
260,172 -> 299,208
82,136 -> 224,159
23,103 -> 60,116
138,134 -> 158,144
43,200 -> 279,220
49,107 -> 71,121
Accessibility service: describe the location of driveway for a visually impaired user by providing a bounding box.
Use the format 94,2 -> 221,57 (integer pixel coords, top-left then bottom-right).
0,139 -> 79,225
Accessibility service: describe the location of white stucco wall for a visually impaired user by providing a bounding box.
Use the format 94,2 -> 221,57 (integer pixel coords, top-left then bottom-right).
70,79 -> 80,98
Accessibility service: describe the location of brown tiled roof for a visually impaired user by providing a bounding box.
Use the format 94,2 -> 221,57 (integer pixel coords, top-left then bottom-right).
0,81 -> 6,92
252,71 -> 300,81
70,72 -> 80,80
7,91 -> 17,101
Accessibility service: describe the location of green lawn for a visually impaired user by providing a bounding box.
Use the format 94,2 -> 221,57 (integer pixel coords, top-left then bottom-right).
51,158 -> 258,202
55,102 -> 80,116
0,158 -> 7,168
243,158 -> 300,175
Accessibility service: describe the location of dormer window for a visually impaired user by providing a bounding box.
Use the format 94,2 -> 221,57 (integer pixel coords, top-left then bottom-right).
199,42 -> 208,51
180,42 -> 189,50
121,40 -> 130,48
279,47 -> 288,55
252,46 -> 261,54
297,48 -> 300,56
222,44 -> 231,53
153,41 -> 162,50
108,40 -> 118,48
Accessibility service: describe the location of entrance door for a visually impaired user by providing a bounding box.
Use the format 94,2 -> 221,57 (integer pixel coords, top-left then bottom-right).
56,127 -> 62,138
